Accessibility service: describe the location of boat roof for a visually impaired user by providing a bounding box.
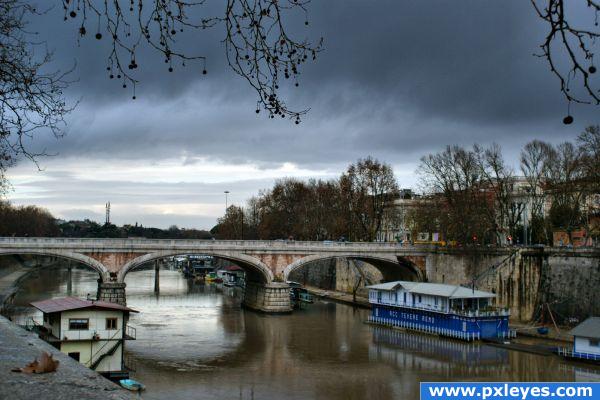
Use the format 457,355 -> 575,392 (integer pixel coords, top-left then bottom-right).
31,297 -> 139,314
221,265 -> 243,271
569,317 -> 600,339
367,281 -> 496,299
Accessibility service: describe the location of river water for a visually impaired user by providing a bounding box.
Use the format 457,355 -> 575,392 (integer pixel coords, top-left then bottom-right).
6,264 -> 600,400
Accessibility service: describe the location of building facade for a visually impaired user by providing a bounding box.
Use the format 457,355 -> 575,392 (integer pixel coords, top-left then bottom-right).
31,297 -> 137,379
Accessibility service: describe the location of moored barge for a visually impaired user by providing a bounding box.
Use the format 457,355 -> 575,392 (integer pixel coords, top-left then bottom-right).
367,281 -> 510,341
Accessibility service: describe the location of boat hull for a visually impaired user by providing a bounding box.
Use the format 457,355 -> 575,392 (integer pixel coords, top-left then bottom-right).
369,304 -> 510,341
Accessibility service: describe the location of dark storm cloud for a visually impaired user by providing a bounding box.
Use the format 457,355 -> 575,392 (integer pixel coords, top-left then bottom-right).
24,0 -> 597,170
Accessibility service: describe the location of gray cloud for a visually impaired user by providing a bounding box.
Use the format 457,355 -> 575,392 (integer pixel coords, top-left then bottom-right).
7,0 -> 599,228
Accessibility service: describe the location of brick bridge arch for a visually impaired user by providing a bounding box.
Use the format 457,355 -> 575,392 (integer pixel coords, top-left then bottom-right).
0,249 -> 109,279
118,251 -> 274,284
283,254 -> 425,283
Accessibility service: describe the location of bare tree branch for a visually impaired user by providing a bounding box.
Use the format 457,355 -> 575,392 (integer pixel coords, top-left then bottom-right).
66,0 -> 322,122
531,0 -> 599,123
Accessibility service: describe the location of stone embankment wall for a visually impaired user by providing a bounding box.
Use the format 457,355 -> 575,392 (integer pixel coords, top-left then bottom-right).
0,316 -> 131,400
290,248 -> 600,323
288,258 -> 383,298
425,248 -> 600,323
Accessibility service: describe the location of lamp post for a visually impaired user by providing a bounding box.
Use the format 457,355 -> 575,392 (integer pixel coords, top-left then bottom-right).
224,190 -> 230,212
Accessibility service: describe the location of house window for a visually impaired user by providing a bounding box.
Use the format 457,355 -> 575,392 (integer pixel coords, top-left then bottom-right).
68,352 -> 80,362
377,291 -> 382,302
590,339 -> 600,347
69,319 -> 89,330
434,297 -> 438,306
106,318 -> 118,330
418,295 -> 422,303
403,292 -> 407,303
394,292 -> 398,303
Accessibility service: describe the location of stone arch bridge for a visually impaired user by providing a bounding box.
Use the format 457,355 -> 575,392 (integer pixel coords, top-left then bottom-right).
0,237 -> 427,313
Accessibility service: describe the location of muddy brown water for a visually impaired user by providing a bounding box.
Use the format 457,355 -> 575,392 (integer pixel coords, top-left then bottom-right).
6,265 -> 600,400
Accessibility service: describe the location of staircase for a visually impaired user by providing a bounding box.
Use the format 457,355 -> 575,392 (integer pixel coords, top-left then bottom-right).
88,329 -> 123,371
89,340 -> 122,370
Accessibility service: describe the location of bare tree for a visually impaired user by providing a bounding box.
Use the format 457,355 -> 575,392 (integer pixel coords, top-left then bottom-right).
1,0 -> 73,194
545,141 -> 586,241
530,0 -> 599,123
520,139 -> 554,243
341,157 -> 399,242
479,143 -> 523,243
577,125 -> 600,188
418,145 -> 494,245
64,0 -> 322,122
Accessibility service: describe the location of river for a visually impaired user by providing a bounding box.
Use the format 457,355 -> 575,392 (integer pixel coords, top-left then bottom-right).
6,264 -> 600,400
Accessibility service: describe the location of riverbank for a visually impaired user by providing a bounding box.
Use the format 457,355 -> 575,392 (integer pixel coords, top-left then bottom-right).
0,316 -> 132,400
305,286 -> 370,308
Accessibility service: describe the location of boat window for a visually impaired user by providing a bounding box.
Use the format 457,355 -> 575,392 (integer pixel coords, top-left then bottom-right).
106,318 -> 118,330
69,318 -> 89,330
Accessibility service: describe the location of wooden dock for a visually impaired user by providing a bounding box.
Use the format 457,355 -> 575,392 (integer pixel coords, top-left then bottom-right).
482,338 -> 555,356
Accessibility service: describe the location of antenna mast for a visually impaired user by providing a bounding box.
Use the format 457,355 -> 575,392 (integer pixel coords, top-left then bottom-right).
105,202 -> 111,225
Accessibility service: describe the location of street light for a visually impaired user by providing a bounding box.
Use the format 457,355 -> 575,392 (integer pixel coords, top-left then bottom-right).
224,190 -> 230,212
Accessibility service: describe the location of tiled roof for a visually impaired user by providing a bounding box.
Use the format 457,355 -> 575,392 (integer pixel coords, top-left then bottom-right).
31,297 -> 138,314
367,281 -> 496,299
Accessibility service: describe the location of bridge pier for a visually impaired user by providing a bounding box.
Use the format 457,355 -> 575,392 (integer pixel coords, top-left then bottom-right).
97,282 -> 127,306
66,262 -> 72,294
242,282 -> 292,313
154,260 -> 160,294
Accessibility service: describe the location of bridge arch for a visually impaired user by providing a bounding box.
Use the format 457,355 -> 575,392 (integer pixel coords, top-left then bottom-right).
0,249 -> 109,279
118,251 -> 274,283
283,254 -> 424,283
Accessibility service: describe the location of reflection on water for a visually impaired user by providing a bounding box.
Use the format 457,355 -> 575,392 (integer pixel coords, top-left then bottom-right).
6,262 -> 600,400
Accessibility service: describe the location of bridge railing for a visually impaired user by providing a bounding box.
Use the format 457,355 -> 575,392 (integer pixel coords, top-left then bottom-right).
0,237 -> 413,249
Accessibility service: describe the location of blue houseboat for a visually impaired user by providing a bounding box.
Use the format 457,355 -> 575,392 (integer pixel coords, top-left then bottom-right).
367,281 -> 510,341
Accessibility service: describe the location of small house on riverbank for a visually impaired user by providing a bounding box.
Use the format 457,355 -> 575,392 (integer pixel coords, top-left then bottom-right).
558,317 -> 600,363
367,281 -> 510,341
30,297 -> 137,380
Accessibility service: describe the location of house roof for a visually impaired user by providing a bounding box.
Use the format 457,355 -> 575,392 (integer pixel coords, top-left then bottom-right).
31,297 -> 139,314
367,281 -> 496,299
569,317 -> 600,339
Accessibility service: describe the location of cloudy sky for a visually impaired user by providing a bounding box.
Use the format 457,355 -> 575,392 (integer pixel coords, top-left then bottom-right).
6,0 -> 599,229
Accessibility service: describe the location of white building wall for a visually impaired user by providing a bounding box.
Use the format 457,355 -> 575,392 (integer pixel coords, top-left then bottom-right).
52,309 -> 126,372
59,310 -> 124,341
574,336 -> 600,355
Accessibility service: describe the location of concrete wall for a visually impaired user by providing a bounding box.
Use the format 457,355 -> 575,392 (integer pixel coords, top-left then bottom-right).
0,316 -> 131,399
536,251 -> 600,323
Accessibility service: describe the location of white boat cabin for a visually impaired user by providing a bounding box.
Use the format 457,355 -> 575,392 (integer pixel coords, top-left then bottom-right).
31,297 -> 138,377
368,281 -> 500,315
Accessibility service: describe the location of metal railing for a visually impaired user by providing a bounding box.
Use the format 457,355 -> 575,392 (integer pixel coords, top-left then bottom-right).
557,348 -> 600,361
125,324 -> 136,339
0,236 -> 412,249
87,328 -> 123,369
370,299 -> 510,317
